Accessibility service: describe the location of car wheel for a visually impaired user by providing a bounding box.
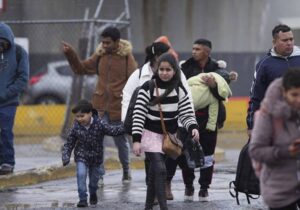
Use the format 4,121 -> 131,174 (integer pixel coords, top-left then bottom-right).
35,95 -> 64,105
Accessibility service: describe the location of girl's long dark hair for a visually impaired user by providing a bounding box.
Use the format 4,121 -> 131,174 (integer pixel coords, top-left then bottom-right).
144,42 -> 170,66
150,53 -> 181,106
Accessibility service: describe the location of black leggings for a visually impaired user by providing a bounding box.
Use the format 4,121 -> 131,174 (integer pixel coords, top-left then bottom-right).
145,152 -> 167,210
269,200 -> 300,210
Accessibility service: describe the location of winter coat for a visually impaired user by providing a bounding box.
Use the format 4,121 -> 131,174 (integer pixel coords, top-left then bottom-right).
188,72 -> 232,131
247,46 -> 300,129
249,78 -> 300,208
121,61 -> 193,122
64,39 -> 137,121
0,23 -> 29,108
62,114 -> 124,166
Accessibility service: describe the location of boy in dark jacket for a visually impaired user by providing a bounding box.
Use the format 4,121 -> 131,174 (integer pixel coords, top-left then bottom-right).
62,100 -> 124,207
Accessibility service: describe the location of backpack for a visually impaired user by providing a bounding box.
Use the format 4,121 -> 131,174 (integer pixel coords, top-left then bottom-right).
123,68 -> 143,135
229,139 -> 260,205
124,76 -> 182,135
229,109 -> 283,205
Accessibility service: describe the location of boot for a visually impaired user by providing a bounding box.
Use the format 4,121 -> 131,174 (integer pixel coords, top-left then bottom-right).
165,181 -> 174,200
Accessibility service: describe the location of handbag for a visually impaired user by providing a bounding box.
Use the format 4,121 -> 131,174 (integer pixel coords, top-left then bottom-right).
155,81 -> 183,160
185,139 -> 205,169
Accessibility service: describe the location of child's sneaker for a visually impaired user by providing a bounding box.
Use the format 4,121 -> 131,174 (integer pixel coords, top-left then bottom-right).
184,186 -> 194,202
0,164 -> 14,175
198,189 -> 209,202
77,200 -> 88,208
90,193 -> 98,206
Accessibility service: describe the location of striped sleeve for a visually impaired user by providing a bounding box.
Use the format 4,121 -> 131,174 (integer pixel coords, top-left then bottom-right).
132,85 -> 150,143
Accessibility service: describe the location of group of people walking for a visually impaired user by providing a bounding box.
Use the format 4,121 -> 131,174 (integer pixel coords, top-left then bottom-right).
61,26 -> 236,209
2,20 -> 300,210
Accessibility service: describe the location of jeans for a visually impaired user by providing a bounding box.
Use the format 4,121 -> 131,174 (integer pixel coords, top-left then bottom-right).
99,112 -> 130,176
0,106 -> 17,166
145,152 -> 168,210
76,161 -> 101,201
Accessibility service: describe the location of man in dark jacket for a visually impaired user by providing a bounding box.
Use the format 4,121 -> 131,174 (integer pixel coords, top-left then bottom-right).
166,39 -> 226,202
0,22 -> 29,175
247,24 -> 300,135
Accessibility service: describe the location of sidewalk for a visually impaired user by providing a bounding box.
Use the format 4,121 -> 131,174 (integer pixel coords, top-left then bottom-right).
0,134 -> 226,190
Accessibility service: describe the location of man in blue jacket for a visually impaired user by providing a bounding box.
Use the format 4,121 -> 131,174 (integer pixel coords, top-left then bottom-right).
247,24 -> 300,135
0,23 -> 29,175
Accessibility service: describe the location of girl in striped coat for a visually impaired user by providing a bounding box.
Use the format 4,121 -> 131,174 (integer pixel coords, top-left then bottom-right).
132,53 -> 199,210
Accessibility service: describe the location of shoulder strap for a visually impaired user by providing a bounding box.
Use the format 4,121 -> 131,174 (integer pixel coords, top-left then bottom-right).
155,80 -> 167,135
138,68 -> 142,79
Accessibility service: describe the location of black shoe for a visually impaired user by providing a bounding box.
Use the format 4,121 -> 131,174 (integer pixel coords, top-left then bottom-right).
184,186 -> 194,201
122,171 -> 132,183
0,164 -> 14,175
198,189 -> 209,202
90,193 -> 98,205
77,200 -> 88,208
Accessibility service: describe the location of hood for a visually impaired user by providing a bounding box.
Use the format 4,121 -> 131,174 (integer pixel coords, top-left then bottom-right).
95,39 -> 133,57
260,78 -> 293,119
270,46 -> 300,58
0,22 -> 14,46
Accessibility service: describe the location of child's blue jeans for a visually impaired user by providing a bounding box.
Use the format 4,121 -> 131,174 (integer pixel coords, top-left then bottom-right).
76,161 -> 101,201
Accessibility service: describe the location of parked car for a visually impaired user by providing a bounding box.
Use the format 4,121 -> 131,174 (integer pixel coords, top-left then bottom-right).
23,60 -> 97,104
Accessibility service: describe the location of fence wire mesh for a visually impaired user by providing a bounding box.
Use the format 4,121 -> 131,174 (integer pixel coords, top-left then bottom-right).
4,20 -> 113,167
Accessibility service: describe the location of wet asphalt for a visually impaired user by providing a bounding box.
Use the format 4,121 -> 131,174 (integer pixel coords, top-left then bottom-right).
0,131 -> 268,209
0,164 -> 267,210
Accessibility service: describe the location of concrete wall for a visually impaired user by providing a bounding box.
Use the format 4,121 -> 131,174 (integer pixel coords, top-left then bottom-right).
2,0 -> 300,53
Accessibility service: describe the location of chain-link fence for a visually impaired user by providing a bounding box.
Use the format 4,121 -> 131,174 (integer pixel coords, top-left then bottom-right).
1,16 -> 131,167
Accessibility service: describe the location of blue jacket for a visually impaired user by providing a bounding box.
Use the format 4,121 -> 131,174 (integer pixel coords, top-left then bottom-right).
62,113 -> 124,166
246,46 -> 300,129
0,22 -> 29,108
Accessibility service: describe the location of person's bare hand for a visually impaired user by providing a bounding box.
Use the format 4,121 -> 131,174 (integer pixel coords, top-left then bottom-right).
133,142 -> 142,156
61,41 -> 72,53
201,74 -> 216,88
289,139 -> 300,157
191,129 -> 200,143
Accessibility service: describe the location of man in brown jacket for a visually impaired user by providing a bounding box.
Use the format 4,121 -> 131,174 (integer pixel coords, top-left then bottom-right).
62,26 -> 137,184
